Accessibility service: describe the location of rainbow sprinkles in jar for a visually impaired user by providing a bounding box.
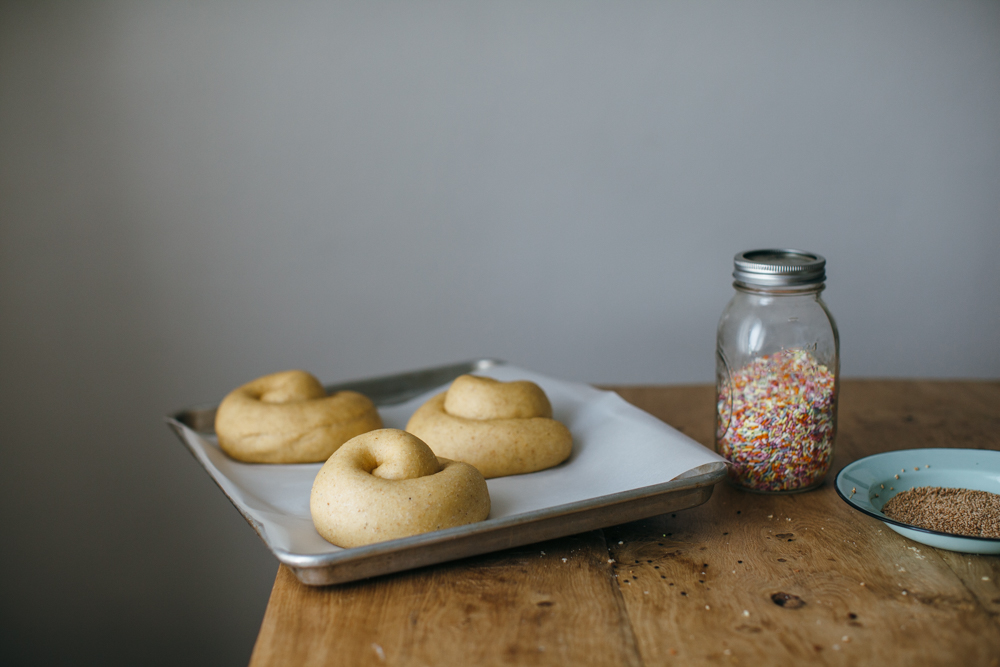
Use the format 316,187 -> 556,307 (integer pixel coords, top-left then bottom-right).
718,348 -> 836,492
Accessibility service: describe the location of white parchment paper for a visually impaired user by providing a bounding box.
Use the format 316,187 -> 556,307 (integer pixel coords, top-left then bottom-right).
173,364 -> 725,557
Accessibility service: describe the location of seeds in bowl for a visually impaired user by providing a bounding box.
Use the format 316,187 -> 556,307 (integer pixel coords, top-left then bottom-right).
881,486 -> 1000,539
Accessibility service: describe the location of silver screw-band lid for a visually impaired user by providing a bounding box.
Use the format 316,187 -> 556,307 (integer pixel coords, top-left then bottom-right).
733,249 -> 826,287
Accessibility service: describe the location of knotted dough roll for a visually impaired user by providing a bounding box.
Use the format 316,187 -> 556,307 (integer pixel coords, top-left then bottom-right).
215,369 -> 382,463
310,428 -> 491,548
405,375 -> 573,478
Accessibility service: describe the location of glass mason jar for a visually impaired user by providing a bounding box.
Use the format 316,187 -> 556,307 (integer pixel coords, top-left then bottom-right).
715,249 -> 839,493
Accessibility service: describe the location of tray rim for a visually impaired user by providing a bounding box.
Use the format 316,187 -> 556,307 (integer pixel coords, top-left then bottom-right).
166,358 -> 727,585
171,358 -> 504,433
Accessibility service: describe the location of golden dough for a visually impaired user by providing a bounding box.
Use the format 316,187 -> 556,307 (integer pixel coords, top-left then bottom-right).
215,370 -> 382,463
405,375 -> 572,478
310,429 -> 491,548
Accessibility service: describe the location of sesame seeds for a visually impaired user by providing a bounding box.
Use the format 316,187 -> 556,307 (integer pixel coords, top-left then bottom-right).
882,487 -> 1000,538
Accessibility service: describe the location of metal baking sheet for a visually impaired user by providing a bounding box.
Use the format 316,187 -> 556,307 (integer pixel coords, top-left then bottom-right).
167,359 -> 727,585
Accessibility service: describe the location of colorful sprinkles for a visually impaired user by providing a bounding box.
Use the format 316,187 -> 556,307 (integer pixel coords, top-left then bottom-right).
717,348 -> 836,492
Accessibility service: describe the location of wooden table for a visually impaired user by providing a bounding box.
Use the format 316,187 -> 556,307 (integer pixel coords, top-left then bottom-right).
249,381 -> 1000,666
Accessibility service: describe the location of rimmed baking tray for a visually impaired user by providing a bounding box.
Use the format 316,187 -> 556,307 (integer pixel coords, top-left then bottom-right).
167,359 -> 727,585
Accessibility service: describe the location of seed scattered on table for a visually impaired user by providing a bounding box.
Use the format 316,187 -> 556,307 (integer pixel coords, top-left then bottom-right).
882,486 -> 1000,538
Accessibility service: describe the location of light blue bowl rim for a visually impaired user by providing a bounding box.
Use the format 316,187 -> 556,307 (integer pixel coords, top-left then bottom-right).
834,448 -> 1000,544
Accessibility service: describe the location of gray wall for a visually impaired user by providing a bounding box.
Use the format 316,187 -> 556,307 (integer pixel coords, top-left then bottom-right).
1,1 -> 998,665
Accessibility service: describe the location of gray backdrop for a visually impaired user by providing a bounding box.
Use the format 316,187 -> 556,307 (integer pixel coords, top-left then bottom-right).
1,1 -> 998,665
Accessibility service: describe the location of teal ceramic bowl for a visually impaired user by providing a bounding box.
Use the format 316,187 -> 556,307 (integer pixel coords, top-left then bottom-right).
835,448 -> 1000,555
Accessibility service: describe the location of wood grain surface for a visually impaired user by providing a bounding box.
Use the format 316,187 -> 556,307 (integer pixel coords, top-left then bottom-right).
249,381 -> 1000,667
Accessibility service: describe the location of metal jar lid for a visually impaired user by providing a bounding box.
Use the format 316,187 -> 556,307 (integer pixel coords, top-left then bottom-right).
733,249 -> 826,287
